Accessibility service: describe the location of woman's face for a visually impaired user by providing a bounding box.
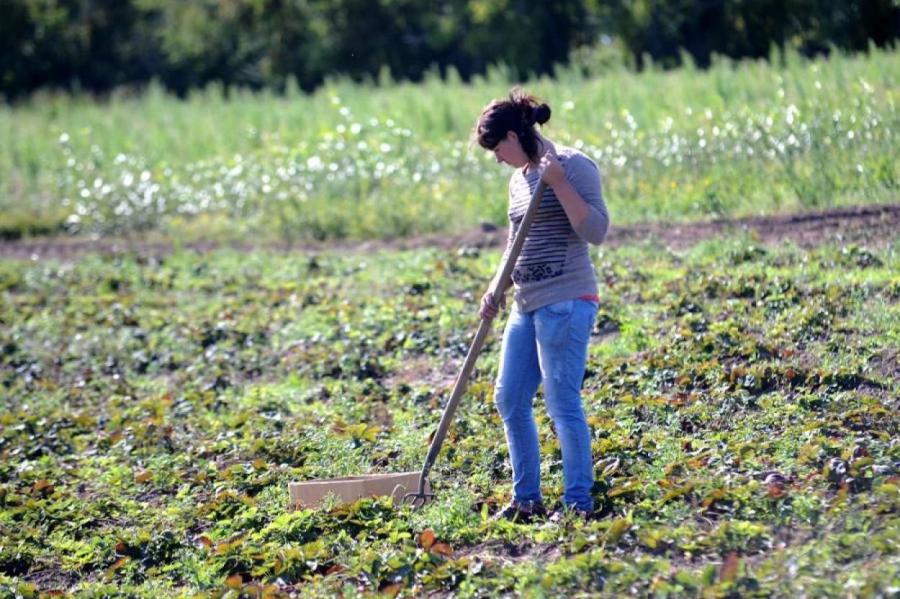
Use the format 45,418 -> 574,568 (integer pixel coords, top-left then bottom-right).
492,131 -> 529,168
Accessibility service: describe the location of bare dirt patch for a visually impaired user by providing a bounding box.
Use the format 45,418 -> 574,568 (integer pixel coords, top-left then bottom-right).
869,347 -> 899,387
1,203 -> 896,262
454,539 -> 562,567
382,355 -> 462,394
609,202 -> 899,250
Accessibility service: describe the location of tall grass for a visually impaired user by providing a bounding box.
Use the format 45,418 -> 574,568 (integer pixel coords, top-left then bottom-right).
1,46 -> 896,241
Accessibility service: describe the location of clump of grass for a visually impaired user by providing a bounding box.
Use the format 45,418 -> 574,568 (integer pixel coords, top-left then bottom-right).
0,207 -> 69,240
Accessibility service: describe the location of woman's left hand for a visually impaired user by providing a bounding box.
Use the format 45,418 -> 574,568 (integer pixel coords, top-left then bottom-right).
539,151 -> 566,187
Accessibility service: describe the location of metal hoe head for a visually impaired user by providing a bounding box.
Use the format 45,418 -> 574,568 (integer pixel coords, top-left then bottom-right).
401,490 -> 435,508
401,475 -> 435,508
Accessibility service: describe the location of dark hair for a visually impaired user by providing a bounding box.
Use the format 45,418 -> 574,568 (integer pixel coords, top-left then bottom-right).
474,87 -> 551,162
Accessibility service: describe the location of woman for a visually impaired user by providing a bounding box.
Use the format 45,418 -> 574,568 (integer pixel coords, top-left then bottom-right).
474,88 -> 609,522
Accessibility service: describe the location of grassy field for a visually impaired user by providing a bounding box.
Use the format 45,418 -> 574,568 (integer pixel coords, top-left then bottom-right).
1,231 -> 897,596
1,47 -> 897,242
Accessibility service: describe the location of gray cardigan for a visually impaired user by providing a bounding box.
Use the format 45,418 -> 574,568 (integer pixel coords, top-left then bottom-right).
498,145 -> 610,312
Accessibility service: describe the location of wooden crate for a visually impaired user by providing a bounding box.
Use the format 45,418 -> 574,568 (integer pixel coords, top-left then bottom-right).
288,471 -> 430,509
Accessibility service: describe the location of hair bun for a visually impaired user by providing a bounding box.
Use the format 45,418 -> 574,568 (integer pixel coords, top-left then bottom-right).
474,88 -> 550,161
533,103 -> 551,125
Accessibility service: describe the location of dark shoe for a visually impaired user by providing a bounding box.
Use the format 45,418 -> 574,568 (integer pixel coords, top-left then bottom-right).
548,505 -> 594,524
490,499 -> 548,523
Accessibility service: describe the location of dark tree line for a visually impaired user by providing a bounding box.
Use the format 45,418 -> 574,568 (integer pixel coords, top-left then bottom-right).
1,0 -> 897,100
606,0 -> 899,69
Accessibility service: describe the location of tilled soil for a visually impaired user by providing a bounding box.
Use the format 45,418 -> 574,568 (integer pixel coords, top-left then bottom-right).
1,203 -> 896,262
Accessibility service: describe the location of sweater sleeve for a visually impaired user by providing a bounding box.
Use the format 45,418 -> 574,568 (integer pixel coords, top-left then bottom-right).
565,154 -> 610,245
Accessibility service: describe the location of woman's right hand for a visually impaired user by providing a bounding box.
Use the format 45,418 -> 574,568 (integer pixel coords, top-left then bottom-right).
480,290 -> 506,320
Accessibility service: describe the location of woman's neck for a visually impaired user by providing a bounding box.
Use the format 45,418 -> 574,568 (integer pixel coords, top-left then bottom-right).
524,135 -> 554,174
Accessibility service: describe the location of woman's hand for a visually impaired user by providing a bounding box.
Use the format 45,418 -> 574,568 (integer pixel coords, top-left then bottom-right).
539,151 -> 566,187
480,290 -> 506,320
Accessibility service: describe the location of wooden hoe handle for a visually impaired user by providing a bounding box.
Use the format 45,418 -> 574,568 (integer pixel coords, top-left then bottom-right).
408,179 -> 548,502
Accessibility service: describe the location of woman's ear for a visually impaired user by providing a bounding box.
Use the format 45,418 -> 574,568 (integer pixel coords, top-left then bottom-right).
505,130 -> 519,144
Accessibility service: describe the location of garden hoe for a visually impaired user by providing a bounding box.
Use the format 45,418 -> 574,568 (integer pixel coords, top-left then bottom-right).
288,179 -> 547,510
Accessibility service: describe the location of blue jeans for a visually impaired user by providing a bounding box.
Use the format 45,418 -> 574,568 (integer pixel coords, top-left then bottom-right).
494,298 -> 598,511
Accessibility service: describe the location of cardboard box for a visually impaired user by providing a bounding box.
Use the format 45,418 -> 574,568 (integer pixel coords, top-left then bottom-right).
288,471 -> 430,509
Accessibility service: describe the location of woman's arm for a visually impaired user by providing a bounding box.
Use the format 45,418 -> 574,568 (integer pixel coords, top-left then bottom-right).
540,153 -> 609,244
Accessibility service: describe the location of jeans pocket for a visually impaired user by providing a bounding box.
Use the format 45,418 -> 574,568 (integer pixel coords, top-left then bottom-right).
543,299 -> 574,317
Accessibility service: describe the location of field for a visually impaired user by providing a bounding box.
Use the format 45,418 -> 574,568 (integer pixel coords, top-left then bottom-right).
1,47 -> 897,242
1,214 -> 897,597
1,48 -> 899,598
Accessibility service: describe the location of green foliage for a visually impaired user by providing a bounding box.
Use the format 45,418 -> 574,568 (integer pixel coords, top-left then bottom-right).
0,0 -> 602,99
3,0 -> 898,100
0,207 -> 68,240
600,0 -> 900,69
2,48 -> 898,242
0,233 -> 897,595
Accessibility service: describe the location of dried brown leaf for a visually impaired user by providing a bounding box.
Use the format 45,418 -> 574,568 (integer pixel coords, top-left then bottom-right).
719,552 -> 740,582
430,542 -> 453,557
419,528 -> 436,550
105,556 -> 129,579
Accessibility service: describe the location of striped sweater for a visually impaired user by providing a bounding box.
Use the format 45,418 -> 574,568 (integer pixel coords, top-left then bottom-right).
498,145 -> 609,312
